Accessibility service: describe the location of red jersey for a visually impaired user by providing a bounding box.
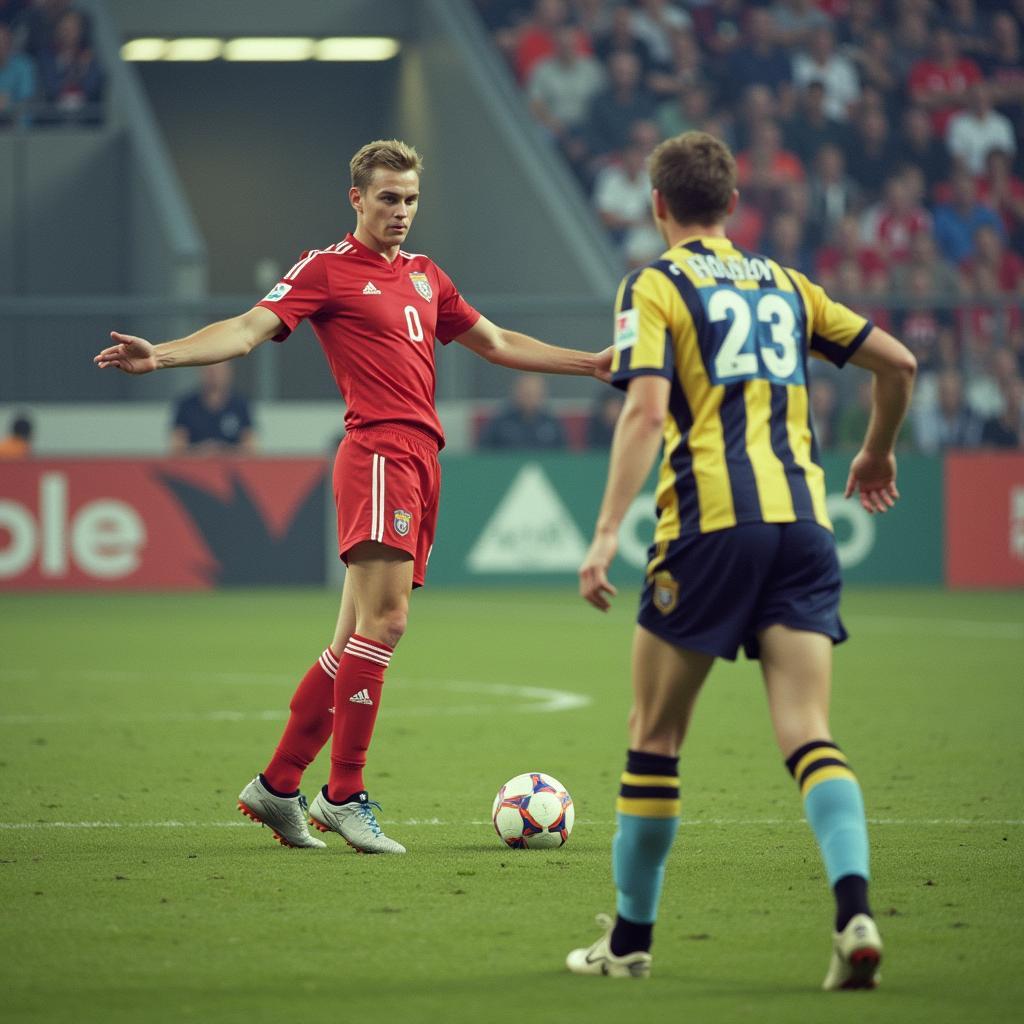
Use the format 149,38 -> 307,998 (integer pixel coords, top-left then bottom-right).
257,233 -> 480,448
908,58 -> 983,135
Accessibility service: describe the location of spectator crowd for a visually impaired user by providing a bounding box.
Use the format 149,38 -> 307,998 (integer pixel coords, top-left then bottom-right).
0,0 -> 103,126
475,0 -> 1024,452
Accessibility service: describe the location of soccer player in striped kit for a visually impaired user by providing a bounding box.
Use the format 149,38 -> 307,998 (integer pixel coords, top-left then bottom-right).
565,132 -> 916,988
95,139 -> 611,854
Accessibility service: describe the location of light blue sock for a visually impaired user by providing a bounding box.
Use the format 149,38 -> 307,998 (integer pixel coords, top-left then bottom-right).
804,776 -> 870,885
612,812 -> 680,923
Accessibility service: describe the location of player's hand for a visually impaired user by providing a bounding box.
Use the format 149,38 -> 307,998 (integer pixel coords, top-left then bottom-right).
94,332 -> 158,374
579,530 -> 619,611
593,346 -> 613,384
845,449 -> 899,514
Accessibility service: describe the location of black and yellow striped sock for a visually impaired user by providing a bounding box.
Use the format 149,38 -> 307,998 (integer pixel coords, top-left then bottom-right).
610,750 -> 680,955
786,739 -> 871,930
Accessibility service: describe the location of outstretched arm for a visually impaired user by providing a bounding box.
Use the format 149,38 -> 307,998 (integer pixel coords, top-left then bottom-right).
580,375 -> 668,611
453,315 -> 612,382
844,326 -> 917,514
94,306 -> 284,374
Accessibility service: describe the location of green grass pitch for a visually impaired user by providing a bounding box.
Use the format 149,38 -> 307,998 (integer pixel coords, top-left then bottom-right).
1,586 -> 1021,1024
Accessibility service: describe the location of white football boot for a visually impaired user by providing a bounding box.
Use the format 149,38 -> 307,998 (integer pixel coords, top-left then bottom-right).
237,776 -> 326,849
822,913 -> 883,990
566,914 -> 652,978
308,788 -> 406,854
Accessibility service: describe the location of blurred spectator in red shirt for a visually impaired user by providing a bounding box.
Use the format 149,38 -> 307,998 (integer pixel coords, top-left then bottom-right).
959,224 -> 1024,297
908,27 -> 983,136
725,199 -> 766,251
861,172 -> 932,266
893,263 -> 957,374
815,214 -> 888,293
735,119 -> 804,220
514,0 -> 590,84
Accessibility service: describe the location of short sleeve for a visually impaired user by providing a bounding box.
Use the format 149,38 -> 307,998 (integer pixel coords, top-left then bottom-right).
255,251 -> 331,342
790,269 -> 872,368
611,267 -> 676,391
433,265 -> 481,343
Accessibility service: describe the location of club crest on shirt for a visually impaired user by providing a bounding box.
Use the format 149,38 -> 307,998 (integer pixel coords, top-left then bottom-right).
652,571 -> 678,615
393,509 -> 413,537
409,272 -> 432,302
262,282 -> 292,302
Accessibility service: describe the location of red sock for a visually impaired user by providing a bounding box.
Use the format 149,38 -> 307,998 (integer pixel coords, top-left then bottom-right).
263,647 -> 338,794
328,634 -> 392,802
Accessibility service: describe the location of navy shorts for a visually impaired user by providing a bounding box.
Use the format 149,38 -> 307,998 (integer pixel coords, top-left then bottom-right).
637,521 -> 847,661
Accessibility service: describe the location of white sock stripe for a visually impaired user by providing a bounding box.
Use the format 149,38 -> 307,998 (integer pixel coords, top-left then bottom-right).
319,649 -> 339,675
346,636 -> 392,661
343,644 -> 391,667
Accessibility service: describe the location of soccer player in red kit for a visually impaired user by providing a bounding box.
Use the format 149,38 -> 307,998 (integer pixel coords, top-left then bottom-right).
95,139 -> 612,853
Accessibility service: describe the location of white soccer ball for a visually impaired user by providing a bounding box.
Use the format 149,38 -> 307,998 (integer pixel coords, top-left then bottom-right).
492,771 -> 575,849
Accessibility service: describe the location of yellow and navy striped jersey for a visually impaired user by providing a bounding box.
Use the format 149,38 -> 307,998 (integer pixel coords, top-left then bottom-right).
611,235 -> 871,543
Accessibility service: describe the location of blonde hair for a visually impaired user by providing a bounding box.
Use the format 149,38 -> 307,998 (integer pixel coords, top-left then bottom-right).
349,139 -> 423,191
649,131 -> 736,226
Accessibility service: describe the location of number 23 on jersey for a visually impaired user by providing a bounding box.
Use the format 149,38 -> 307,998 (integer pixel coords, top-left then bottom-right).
702,287 -> 806,387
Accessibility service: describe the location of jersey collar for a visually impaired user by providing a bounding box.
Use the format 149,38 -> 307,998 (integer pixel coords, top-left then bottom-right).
345,231 -> 406,267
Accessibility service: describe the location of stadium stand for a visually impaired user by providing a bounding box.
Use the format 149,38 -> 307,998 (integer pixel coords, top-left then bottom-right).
475,0 -> 1024,451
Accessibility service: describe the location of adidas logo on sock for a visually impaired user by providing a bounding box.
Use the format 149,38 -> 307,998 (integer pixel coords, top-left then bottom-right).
362,281 -> 381,295
349,688 -> 374,705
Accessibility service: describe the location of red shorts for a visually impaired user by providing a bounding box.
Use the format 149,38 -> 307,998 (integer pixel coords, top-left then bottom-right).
333,425 -> 441,587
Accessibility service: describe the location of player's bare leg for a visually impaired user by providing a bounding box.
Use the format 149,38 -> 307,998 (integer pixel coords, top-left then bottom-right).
309,542 -> 412,853
759,625 -> 881,989
568,628 -> 713,977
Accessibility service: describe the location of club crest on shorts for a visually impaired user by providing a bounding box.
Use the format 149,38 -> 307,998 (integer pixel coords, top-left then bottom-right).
409,272 -> 432,302
393,509 -> 413,537
652,571 -> 679,615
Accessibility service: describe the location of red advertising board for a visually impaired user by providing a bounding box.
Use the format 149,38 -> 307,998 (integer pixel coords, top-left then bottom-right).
945,452 -> 1024,588
0,459 -> 328,590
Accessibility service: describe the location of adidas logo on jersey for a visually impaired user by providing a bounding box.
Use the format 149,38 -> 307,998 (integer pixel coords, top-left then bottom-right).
362,281 -> 381,295
349,688 -> 374,705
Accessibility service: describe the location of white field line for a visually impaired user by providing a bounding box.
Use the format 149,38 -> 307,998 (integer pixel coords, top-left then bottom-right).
0,818 -> 1021,831
853,616 -> 1024,640
0,678 -> 591,725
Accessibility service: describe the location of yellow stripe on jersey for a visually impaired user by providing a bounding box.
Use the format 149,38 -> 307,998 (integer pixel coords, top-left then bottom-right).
743,378 -> 795,521
609,236 -> 871,543
785,383 -> 832,528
